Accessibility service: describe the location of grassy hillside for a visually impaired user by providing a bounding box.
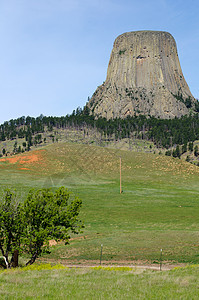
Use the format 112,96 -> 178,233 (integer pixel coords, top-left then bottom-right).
0,125 -> 158,156
0,142 -> 199,266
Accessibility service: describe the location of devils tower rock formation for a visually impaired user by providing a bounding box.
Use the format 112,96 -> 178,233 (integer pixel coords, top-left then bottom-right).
88,31 -> 196,119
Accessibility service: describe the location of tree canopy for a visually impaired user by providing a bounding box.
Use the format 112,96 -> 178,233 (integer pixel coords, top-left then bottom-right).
0,187 -> 83,268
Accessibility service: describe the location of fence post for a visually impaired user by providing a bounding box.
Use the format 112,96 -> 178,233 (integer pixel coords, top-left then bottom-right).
160,249 -> 163,271
100,244 -> 103,265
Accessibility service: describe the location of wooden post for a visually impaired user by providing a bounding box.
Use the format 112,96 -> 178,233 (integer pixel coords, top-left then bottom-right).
100,244 -> 103,265
160,249 -> 162,271
120,157 -> 122,194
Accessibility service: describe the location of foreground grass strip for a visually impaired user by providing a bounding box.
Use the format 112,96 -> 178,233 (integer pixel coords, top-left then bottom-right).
0,264 -> 199,299
91,266 -> 133,271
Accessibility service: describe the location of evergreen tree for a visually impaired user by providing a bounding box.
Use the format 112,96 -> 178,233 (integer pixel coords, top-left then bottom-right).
13,141 -> 17,153
175,145 -> 181,158
182,143 -> 187,154
194,145 -> 199,157
188,142 -> 194,152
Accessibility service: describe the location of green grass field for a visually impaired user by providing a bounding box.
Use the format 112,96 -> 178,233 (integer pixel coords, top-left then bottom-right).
0,142 -> 199,267
1,142 -> 199,298
1,264 -> 199,299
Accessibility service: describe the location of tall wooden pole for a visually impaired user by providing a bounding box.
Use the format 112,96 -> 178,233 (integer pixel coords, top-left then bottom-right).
120,157 -> 122,194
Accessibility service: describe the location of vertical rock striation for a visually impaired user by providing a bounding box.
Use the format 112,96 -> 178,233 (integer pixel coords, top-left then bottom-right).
88,31 -> 196,119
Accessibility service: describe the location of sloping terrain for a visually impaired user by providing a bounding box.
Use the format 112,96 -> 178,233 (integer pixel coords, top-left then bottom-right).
0,142 -> 199,265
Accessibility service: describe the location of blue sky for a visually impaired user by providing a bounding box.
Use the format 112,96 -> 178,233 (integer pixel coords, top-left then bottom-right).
0,0 -> 198,124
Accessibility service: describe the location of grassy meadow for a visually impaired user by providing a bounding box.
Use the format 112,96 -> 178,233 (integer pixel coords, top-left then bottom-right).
0,142 -> 199,266
1,264 -> 199,299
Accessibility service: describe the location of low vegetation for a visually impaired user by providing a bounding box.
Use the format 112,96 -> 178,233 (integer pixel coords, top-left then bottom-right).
0,264 -> 199,299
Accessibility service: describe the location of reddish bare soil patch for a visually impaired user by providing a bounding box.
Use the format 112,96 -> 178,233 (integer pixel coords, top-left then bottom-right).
0,150 -> 46,170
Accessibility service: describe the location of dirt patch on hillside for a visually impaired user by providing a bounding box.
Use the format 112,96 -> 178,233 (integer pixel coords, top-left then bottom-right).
48,236 -> 90,246
49,240 -> 58,246
0,150 -> 46,171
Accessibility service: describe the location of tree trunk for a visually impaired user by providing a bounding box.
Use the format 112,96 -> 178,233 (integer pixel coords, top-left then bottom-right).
26,251 -> 38,266
3,255 -> 10,269
0,246 -> 10,269
11,250 -> 19,268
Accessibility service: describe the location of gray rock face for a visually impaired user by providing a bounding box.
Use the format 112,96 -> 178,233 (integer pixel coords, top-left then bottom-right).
88,31 -> 196,119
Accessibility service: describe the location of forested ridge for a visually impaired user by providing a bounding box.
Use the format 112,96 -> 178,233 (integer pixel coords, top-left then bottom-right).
0,108 -> 199,150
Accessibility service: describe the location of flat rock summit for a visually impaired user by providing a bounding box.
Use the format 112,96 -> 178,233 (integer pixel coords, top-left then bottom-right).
88,31 -> 196,119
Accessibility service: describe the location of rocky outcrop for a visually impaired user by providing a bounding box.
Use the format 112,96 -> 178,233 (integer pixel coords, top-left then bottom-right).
88,31 -> 196,119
